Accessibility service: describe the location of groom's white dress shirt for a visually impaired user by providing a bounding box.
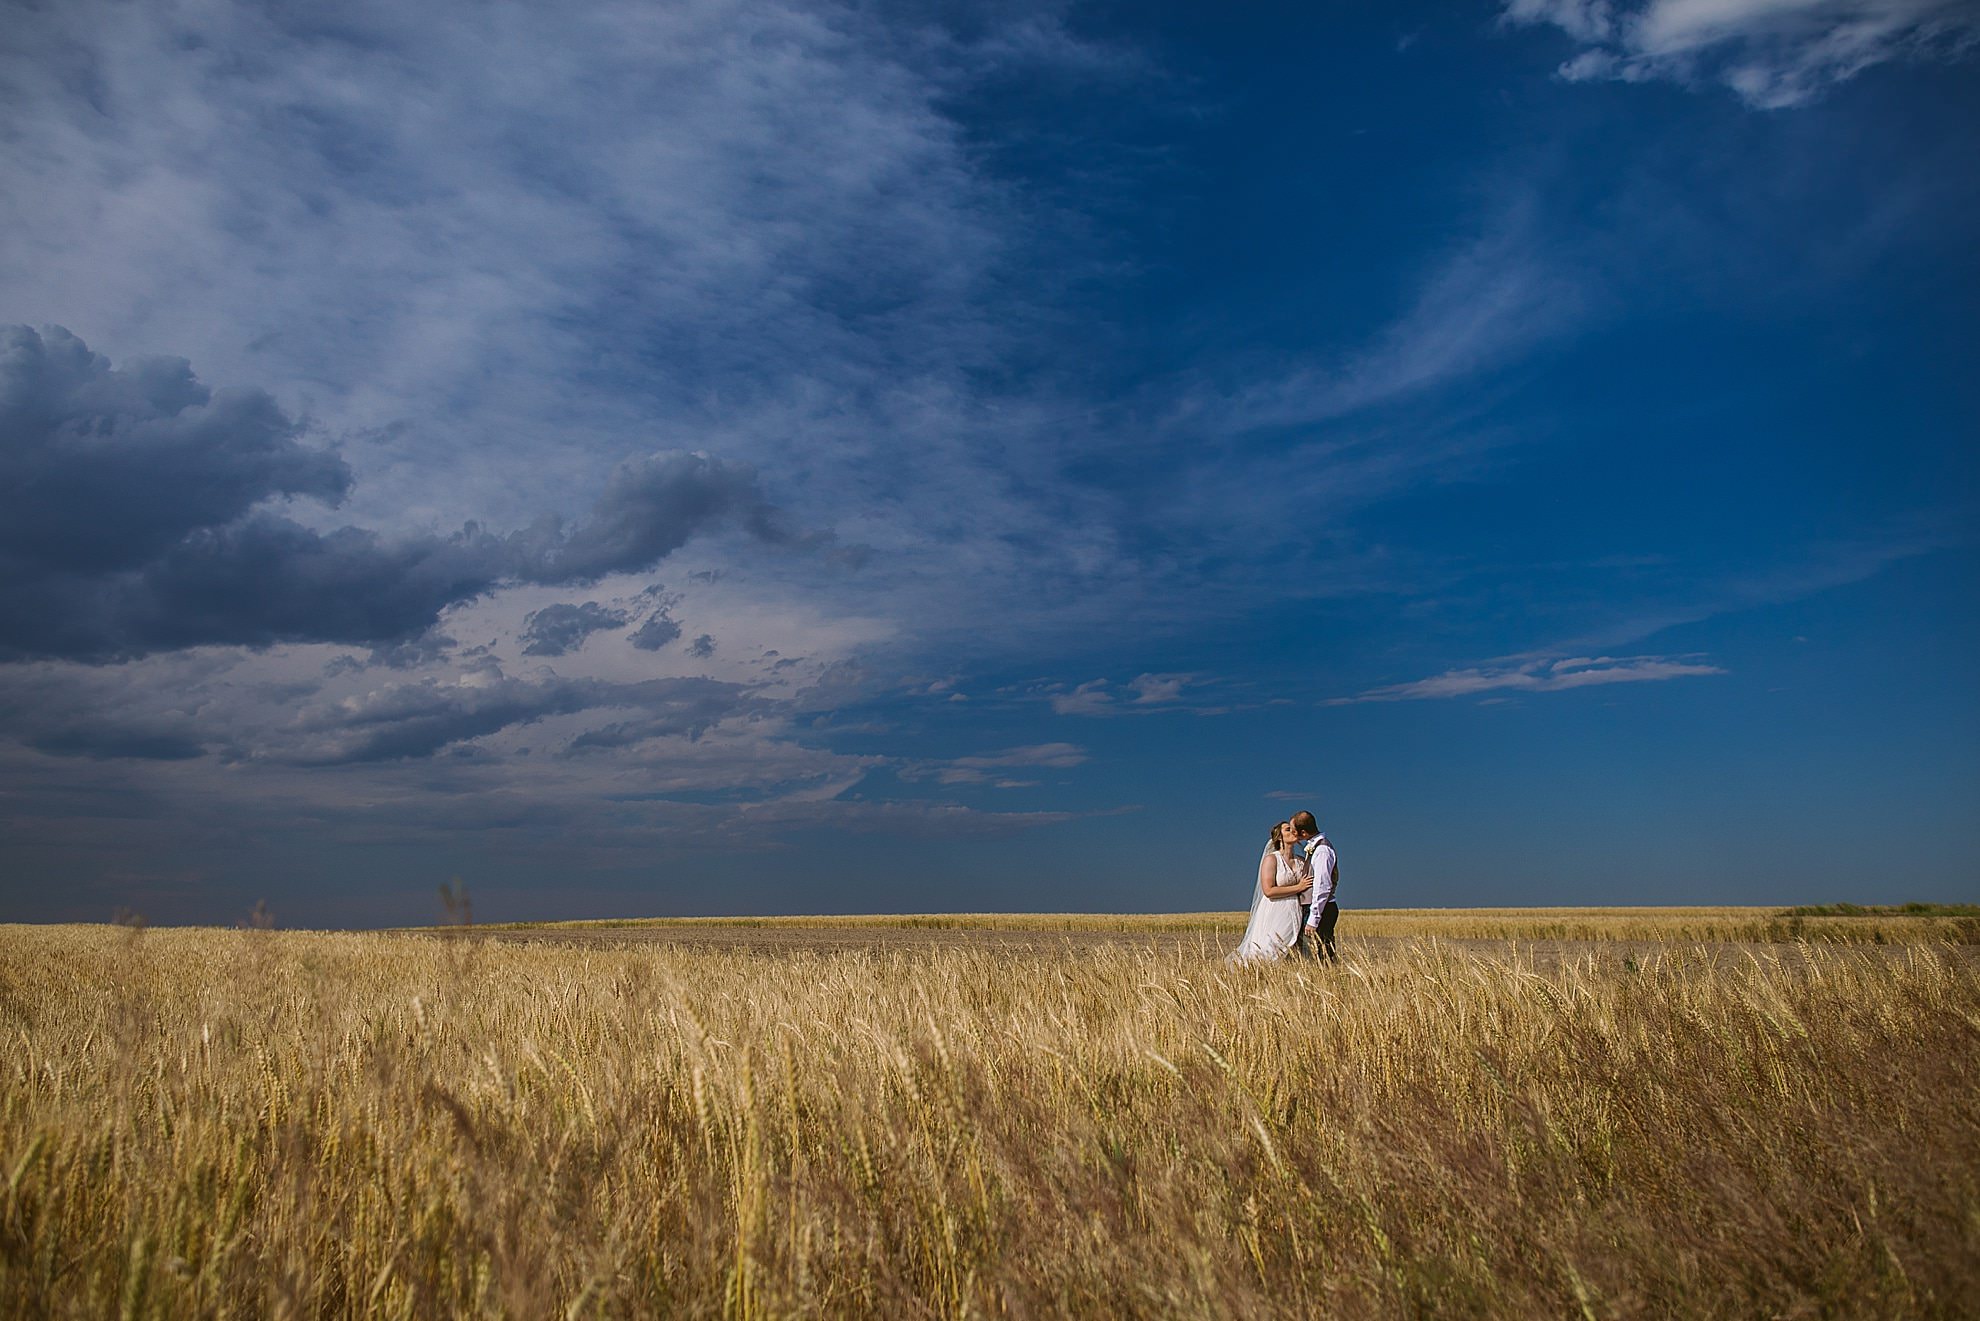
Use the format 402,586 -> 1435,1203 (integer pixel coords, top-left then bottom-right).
1304,834 -> 1337,923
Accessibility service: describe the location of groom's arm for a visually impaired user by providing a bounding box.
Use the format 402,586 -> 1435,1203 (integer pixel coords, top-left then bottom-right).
1305,843 -> 1336,920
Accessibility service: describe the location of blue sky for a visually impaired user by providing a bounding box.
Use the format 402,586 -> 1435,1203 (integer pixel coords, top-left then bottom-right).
1,0 -> 1974,925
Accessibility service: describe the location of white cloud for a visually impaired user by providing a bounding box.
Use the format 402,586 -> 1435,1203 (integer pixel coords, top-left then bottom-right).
901,741 -> 1090,786
1504,0 -> 1622,43
1127,673 -> 1189,705
951,742 -> 1090,770
1337,653 -> 1726,703
1050,680 -> 1119,716
1504,0 -> 1980,107
1046,673 -> 1195,716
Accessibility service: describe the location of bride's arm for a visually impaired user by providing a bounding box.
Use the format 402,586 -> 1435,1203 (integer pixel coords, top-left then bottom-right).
1256,851 -> 1276,896
1260,849 -> 1311,900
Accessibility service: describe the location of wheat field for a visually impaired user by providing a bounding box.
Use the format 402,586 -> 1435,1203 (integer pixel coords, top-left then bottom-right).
2,917 -> 1976,1317
483,906 -> 1980,946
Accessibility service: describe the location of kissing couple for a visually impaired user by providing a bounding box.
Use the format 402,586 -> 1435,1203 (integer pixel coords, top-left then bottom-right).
1230,809 -> 1339,964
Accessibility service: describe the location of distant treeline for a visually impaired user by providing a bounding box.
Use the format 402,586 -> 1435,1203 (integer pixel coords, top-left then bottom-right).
1782,903 -> 1980,918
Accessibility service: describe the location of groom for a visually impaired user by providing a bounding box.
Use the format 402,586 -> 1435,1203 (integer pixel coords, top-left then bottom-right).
1289,810 -> 1339,961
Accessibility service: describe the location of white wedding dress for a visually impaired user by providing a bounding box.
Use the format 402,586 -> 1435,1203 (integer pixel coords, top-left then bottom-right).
1229,849 -> 1302,964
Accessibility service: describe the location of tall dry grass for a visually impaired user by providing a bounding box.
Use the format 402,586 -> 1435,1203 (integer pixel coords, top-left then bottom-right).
2,922 -> 1976,1317
487,907 -> 1980,945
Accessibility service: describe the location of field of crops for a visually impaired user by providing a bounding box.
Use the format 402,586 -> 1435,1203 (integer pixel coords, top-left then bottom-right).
2,914 -> 1976,1316
483,905 -> 1980,946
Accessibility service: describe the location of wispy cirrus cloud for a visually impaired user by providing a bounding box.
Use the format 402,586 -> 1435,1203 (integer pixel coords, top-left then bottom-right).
899,742 -> 1090,787
1560,520 -> 1967,651
1336,653 -> 1725,704
1206,202 -> 1585,436
1503,0 -> 1980,108
1047,673 -> 1196,716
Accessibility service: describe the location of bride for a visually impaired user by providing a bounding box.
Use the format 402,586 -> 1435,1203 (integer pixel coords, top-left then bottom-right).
1230,820 -> 1312,963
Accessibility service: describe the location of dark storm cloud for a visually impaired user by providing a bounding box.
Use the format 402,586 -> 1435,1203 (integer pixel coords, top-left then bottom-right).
0,327 -> 810,663
306,678 -> 600,763
26,727 -> 206,761
520,602 -> 630,657
0,325 -> 351,573
512,452 -> 799,584
0,675 -> 209,762
302,675 -> 760,764
350,631 -> 462,672
560,682 -> 747,752
0,515 -> 509,661
628,610 -> 683,652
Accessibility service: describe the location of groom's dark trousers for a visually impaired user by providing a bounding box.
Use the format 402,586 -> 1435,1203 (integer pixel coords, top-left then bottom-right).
1310,900 -> 1339,961
1293,902 -> 1340,961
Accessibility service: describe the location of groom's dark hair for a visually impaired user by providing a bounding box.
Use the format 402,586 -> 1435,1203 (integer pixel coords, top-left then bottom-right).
1291,810 -> 1318,836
